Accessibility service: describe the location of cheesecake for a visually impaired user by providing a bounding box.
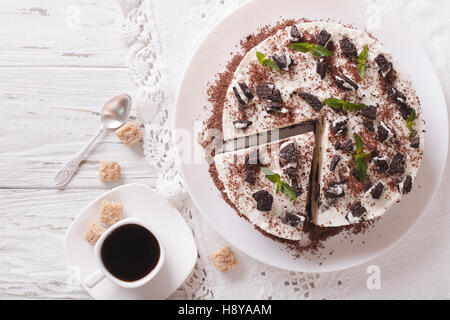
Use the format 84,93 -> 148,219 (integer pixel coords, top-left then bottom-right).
207,20 -> 425,240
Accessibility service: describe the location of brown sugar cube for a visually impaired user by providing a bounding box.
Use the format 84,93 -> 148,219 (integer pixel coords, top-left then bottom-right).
115,121 -> 142,147
99,200 -> 123,225
84,222 -> 106,245
98,161 -> 121,181
211,246 -> 238,272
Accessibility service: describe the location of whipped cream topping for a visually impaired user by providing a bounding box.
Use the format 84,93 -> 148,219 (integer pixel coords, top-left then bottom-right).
213,21 -> 425,237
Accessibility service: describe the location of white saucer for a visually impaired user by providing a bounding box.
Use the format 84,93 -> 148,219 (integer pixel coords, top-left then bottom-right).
64,183 -> 197,300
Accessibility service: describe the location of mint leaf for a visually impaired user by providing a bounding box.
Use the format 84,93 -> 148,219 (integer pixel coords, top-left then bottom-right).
354,133 -> 364,154
358,64 -> 365,79
256,51 -> 266,64
289,43 -> 311,53
355,152 -> 370,161
357,45 -> 369,78
289,43 -> 334,57
406,109 -> 417,141
323,98 -> 368,113
276,181 -> 282,194
261,167 -> 297,201
345,103 -> 368,112
261,167 -> 280,183
353,133 -> 370,183
280,182 -> 297,202
255,51 -> 280,72
311,45 -> 334,57
323,98 -> 344,109
355,158 -> 368,184
264,59 -> 281,71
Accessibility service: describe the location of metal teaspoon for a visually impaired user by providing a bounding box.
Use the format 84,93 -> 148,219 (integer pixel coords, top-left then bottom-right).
54,94 -> 132,187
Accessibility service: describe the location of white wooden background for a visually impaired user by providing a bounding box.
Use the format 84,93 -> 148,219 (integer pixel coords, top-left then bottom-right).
0,0 -> 155,299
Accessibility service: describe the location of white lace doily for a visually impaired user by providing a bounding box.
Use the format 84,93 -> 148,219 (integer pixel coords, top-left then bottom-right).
116,0 -> 450,299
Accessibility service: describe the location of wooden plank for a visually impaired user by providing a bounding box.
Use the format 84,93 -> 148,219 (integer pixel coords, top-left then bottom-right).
0,66 -> 156,189
0,0 -> 128,68
0,189 -> 97,299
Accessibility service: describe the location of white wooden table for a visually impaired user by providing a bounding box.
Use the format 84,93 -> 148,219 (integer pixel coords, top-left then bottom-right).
0,0 -> 152,299
1,0 -> 450,300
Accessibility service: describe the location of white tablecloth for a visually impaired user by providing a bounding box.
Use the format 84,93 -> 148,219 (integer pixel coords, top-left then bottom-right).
118,0 -> 450,299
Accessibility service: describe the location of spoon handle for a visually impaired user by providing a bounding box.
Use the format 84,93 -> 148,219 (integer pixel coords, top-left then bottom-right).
54,128 -> 104,188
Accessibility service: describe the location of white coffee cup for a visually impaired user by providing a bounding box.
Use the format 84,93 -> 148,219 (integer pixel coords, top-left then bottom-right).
83,217 -> 165,289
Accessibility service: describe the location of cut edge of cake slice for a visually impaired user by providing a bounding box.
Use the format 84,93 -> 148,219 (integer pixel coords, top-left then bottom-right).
213,132 -> 316,241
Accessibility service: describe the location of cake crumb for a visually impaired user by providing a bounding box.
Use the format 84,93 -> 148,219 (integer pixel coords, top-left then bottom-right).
115,121 -> 142,147
99,161 -> 121,181
84,222 -> 106,245
99,200 -> 123,225
211,246 -> 238,272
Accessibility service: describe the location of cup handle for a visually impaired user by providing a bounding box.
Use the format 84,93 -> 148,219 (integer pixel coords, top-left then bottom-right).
84,269 -> 106,289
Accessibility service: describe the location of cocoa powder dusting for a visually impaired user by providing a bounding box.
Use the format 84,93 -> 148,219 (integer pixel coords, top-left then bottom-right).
206,53 -> 244,135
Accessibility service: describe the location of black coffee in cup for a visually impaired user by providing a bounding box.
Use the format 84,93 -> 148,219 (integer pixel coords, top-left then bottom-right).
101,224 -> 160,282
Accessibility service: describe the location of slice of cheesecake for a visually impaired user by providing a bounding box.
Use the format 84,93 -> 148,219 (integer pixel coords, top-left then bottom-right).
213,132 -> 315,241
312,108 -> 424,227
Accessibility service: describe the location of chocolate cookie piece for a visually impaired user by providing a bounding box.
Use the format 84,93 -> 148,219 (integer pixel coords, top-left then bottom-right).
351,167 -> 360,181
272,54 -> 293,71
268,88 -> 283,102
297,91 -> 323,111
362,105 -> 378,120
389,153 -> 405,175
280,212 -> 305,227
325,182 -> 345,199
316,29 -> 331,47
290,25 -> 303,43
252,190 -> 274,212
350,201 -> 367,216
244,169 -> 256,185
238,82 -> 254,100
280,143 -> 298,164
363,120 -> 375,133
377,121 -> 394,143
330,155 -> 341,172
316,57 -> 329,79
233,120 -> 252,130
256,83 -> 275,100
377,124 -> 388,143
399,175 -> 413,194
233,86 -> 247,106
331,117 -> 348,135
375,54 -> 393,78
399,103 -> 414,120
364,181 -> 374,193
264,101 -> 284,113
334,141 -> 342,150
340,37 -> 357,56
284,166 -> 298,180
346,201 -> 367,223
374,157 -> 389,174
387,85 -> 407,105
341,139 -> 354,152
371,182 -> 384,199
410,136 -> 420,149
291,179 -> 303,197
334,74 -> 358,91
326,40 -> 335,51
